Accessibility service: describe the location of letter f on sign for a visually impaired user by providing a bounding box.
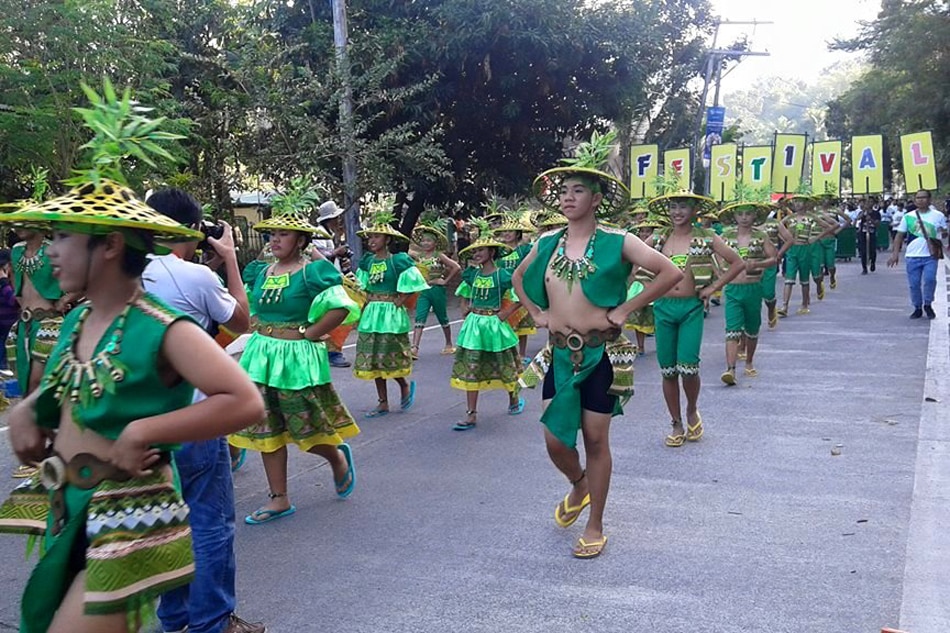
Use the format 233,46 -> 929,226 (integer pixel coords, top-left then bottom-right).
636,154 -> 652,177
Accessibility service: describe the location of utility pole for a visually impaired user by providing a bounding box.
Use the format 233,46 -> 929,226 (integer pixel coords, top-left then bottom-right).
331,0 -> 362,260
694,19 -> 771,194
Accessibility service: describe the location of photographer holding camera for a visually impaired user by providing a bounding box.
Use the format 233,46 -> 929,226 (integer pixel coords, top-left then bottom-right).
142,188 -> 264,633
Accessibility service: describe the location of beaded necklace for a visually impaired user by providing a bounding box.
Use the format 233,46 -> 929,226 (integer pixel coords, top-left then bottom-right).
260,263 -> 302,305
17,240 -> 50,278
45,296 -> 137,412
550,231 -> 597,291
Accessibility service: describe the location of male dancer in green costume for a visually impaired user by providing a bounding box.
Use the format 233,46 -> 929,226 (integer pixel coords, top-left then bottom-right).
513,134 -> 682,559
647,192 -> 744,446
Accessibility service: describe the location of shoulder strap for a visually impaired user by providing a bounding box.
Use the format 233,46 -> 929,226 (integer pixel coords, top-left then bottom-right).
914,208 -> 932,238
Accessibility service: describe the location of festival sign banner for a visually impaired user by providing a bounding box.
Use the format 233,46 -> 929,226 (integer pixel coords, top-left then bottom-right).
851,134 -> 884,194
811,140 -> 842,197
741,145 -> 772,189
900,131 -> 938,191
664,147 -> 692,191
629,144 -> 659,199
709,143 -> 737,202
771,134 -> 807,194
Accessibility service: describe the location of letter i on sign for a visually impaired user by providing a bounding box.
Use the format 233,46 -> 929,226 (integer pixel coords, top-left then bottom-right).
784,145 -> 796,166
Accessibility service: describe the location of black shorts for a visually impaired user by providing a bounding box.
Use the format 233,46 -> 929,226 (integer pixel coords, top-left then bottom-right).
542,349 -> 617,414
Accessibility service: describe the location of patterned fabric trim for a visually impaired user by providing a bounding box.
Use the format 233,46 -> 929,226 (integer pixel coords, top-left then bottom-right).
135,295 -> 180,326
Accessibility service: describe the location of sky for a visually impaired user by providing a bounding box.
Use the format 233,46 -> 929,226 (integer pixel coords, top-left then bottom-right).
707,0 -> 882,89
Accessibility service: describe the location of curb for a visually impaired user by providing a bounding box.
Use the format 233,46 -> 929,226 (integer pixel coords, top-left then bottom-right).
898,260 -> 950,632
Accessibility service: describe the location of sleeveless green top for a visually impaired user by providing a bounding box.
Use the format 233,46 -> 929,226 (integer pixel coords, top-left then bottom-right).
653,226 -> 717,290
521,227 -> 631,310
36,294 -> 195,442
457,267 -> 512,310
12,241 -> 62,302
721,227 -> 768,282
497,243 -> 532,271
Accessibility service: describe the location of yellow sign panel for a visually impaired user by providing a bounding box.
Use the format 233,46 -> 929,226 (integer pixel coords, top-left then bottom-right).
664,147 -> 692,192
741,145 -> 772,189
811,140 -> 842,197
629,144 -> 659,199
709,143 -> 737,202
901,131 -> 938,191
771,134 -> 807,193
851,135 -> 884,194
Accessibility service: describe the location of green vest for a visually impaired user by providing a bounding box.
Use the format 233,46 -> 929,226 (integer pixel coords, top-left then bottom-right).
721,227 -> 768,281
36,294 -> 195,443
12,241 -> 62,302
522,227 -> 631,310
653,227 -> 717,290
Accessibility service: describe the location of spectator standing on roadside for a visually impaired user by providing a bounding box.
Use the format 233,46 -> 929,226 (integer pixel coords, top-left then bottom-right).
888,189 -> 948,319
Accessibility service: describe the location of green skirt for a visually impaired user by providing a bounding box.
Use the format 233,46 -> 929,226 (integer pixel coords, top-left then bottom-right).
230,383 -> 360,453
353,331 -> 412,379
451,346 -> 521,392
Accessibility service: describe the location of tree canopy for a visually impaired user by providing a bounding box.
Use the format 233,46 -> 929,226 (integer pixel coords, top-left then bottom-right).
0,0 -> 714,220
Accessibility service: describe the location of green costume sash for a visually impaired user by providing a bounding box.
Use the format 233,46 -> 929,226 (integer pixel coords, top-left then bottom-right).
12,242 -> 63,302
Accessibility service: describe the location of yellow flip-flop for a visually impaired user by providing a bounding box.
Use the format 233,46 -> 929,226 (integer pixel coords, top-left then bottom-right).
573,536 -> 607,559
554,492 -> 591,528
686,411 -> 704,442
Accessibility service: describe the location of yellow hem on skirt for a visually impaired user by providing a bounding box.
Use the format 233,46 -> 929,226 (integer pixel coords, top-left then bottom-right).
228,427 -> 359,453
450,377 -> 517,392
624,324 -> 655,334
514,328 -> 537,337
353,369 -> 412,380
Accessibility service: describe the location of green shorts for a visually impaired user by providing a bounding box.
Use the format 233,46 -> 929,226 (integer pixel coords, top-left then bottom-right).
415,286 -> 449,327
725,283 -> 763,340
819,237 -> 836,270
760,266 -> 778,302
654,296 -> 705,378
785,243 -> 814,284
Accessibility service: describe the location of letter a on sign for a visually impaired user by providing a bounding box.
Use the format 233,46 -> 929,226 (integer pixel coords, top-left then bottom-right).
629,144 -> 659,199
900,131 -> 938,190
851,135 -> 884,194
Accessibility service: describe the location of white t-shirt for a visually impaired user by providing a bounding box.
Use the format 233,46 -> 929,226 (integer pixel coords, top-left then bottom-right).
896,207 -> 948,258
143,255 -> 237,330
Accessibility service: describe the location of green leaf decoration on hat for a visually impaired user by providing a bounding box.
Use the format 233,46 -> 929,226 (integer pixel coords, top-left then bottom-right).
730,182 -> 772,205
416,207 -> 448,235
362,193 -> 399,226
480,191 -> 513,218
270,177 -> 323,216
65,78 -> 185,188
560,130 -> 617,170
469,218 -> 492,241
29,167 -> 50,202
653,171 -> 689,196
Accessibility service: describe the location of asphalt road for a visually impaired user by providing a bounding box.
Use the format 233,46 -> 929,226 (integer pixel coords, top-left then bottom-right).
0,255 -> 946,633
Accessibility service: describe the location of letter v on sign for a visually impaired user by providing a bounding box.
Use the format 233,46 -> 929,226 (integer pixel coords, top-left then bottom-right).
819,152 -> 837,174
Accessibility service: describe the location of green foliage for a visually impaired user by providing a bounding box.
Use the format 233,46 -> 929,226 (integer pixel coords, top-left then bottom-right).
66,79 -> 184,187
269,177 -> 324,216
826,0 -> 950,188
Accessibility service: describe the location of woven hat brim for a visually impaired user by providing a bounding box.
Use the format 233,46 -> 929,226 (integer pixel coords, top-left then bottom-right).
458,238 -> 510,259
358,225 -> 409,242
538,214 -> 569,228
254,214 -> 331,238
412,226 -> 448,250
647,193 -> 719,218
533,167 -> 629,217
0,183 -> 202,243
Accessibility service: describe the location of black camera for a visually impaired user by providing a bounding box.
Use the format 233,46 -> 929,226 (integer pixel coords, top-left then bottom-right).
200,220 -> 225,241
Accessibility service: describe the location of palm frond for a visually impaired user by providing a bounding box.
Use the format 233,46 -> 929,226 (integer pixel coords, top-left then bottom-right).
560,130 -> 618,170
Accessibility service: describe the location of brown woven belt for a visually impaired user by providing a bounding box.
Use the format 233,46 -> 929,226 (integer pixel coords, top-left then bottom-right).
471,307 -> 499,316
366,293 -> 397,303
253,323 -> 307,340
549,328 -> 620,352
20,307 -> 61,323
41,451 -> 171,535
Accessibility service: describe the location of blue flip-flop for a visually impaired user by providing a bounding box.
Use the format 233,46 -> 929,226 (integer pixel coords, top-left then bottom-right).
400,381 -> 416,411
335,443 -> 356,499
231,448 -> 247,473
244,505 -> 296,525
365,408 -> 389,419
508,397 -> 526,416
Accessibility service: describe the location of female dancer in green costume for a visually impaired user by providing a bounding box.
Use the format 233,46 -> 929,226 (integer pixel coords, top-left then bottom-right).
230,182 -> 362,525
353,208 -> 429,417
451,226 -> 524,430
